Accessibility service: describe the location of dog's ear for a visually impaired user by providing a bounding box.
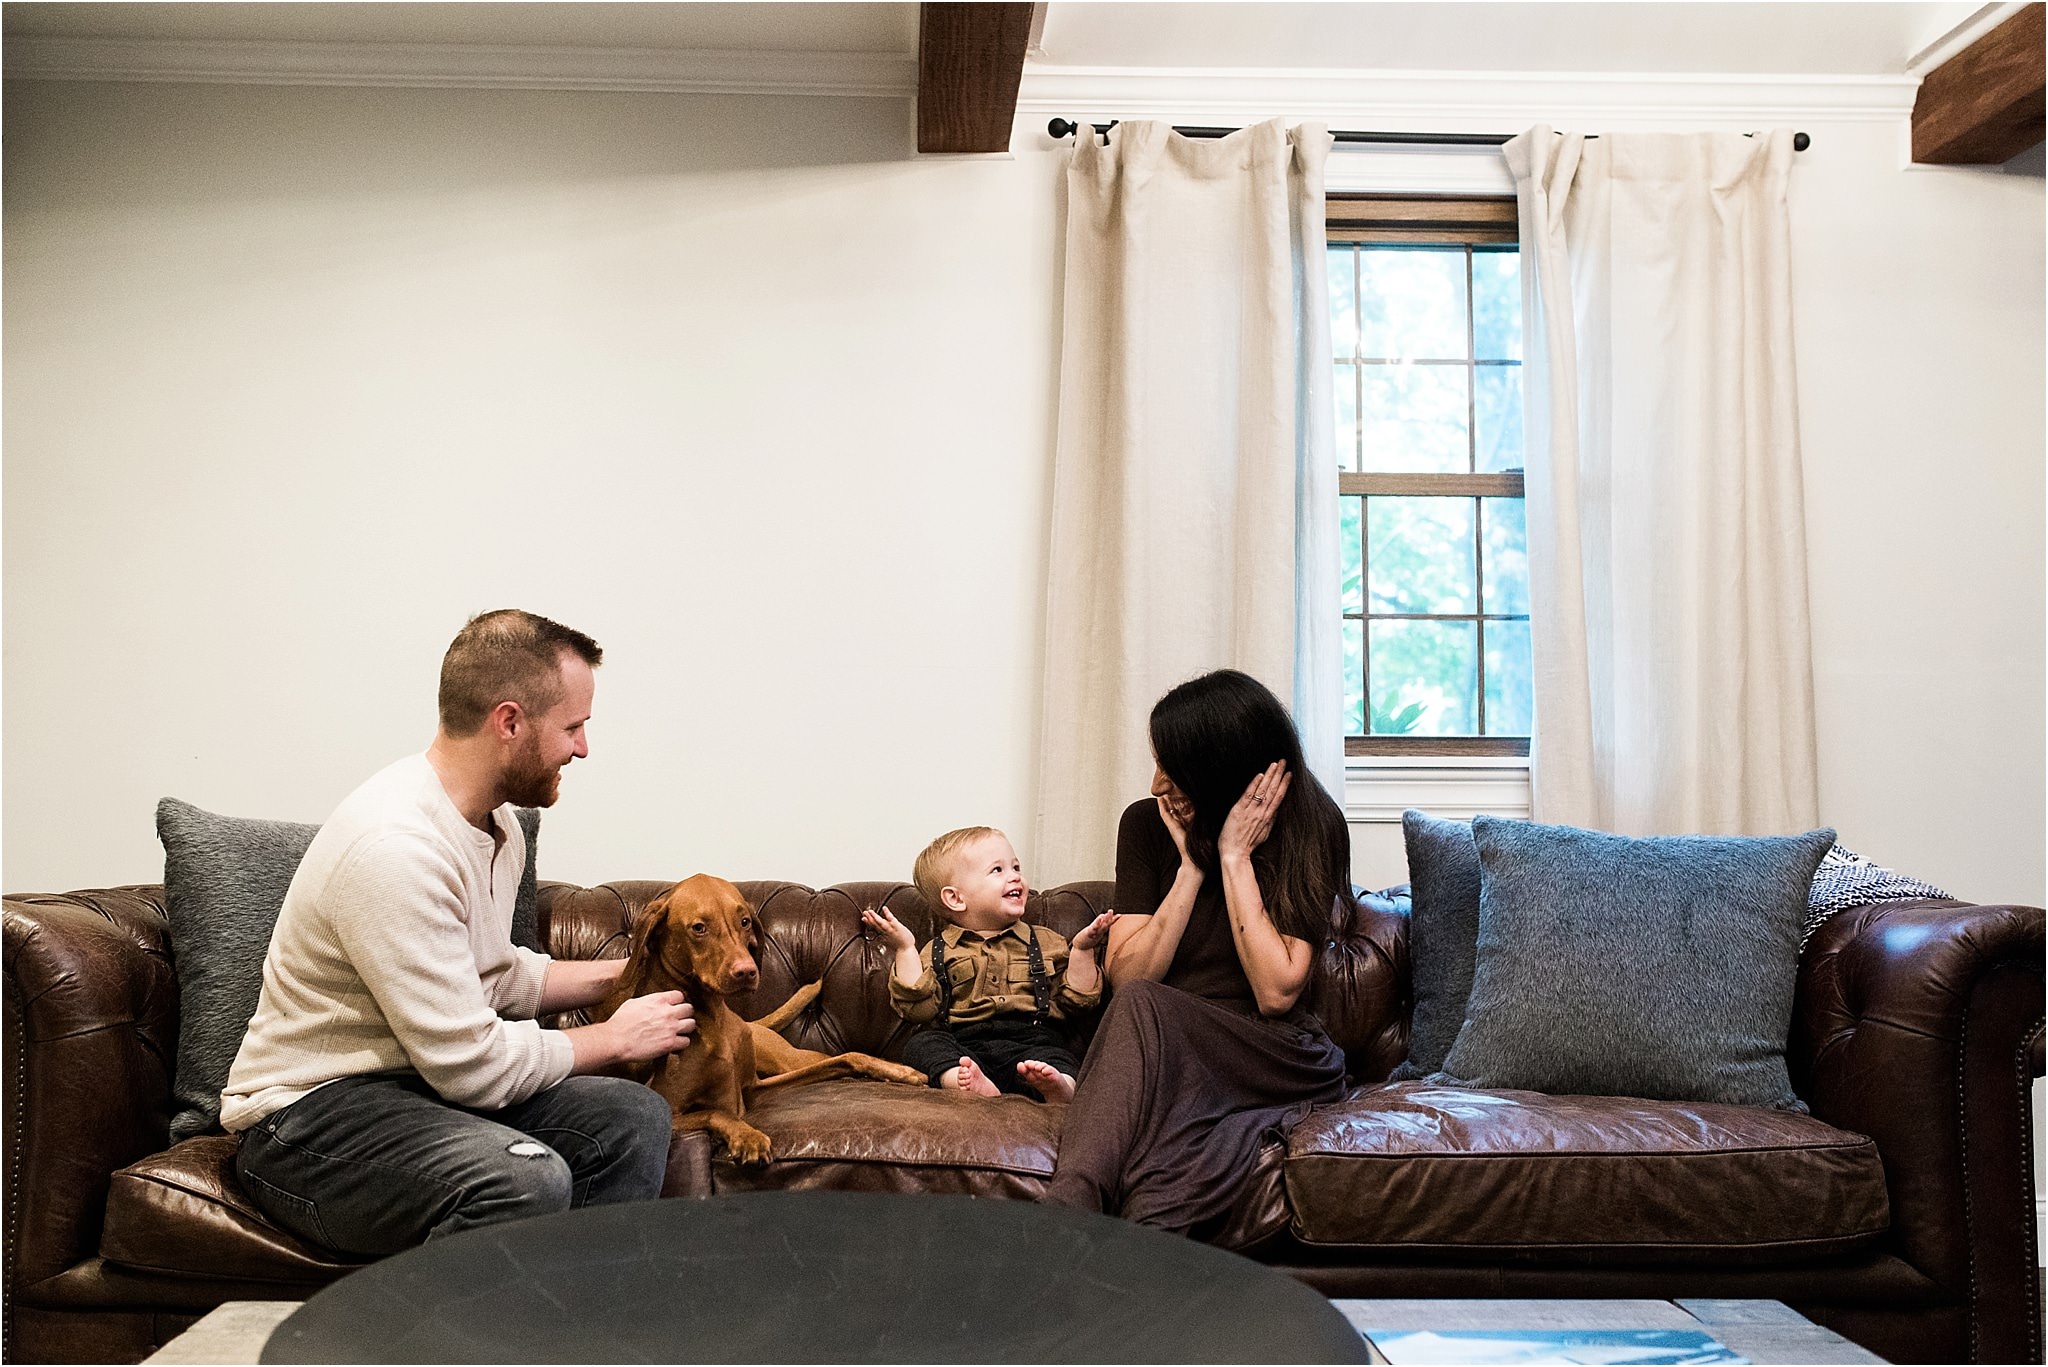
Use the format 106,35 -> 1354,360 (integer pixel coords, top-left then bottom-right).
621,890 -> 672,997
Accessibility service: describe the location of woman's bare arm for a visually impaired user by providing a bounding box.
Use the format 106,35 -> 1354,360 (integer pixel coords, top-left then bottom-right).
1103,796 -> 1203,986
1103,863 -> 1202,985
1216,762 -> 1314,1015
1217,853 -> 1314,1014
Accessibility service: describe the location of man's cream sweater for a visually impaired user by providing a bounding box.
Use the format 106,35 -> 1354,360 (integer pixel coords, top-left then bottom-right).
220,753 -> 576,1132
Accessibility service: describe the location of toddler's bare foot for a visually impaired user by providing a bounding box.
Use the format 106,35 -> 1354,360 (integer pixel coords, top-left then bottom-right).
944,1058 -> 1001,1098
1017,1059 -> 1076,1103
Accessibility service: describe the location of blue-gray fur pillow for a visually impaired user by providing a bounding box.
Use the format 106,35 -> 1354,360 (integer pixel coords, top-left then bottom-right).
1432,816 -> 1834,1110
1389,810 -> 1482,1081
157,797 -> 542,1141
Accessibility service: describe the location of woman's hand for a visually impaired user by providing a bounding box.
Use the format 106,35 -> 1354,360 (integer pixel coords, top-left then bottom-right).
1156,792 -> 1195,866
1218,760 -> 1291,862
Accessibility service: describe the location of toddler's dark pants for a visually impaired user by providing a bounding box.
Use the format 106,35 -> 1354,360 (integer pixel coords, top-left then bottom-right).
901,1017 -> 1081,1101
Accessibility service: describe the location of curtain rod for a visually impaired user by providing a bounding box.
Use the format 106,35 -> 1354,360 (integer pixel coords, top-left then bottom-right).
1046,119 -> 1811,152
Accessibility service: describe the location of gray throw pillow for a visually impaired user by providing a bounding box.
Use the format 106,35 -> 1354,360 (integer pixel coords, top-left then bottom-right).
1433,816 -> 1835,1110
508,807 -> 543,954
156,797 -> 543,1142
1388,810 -> 1482,1081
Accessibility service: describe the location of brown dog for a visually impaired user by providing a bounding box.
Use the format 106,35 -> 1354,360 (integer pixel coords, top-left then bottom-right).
595,873 -> 925,1164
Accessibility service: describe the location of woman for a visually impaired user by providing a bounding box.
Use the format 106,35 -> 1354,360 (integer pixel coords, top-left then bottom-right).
1044,669 -> 1350,1238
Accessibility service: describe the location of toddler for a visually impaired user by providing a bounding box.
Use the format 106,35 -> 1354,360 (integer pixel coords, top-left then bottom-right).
862,826 -> 1115,1102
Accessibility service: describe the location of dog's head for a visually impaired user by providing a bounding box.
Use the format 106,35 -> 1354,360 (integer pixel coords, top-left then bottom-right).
629,873 -> 761,998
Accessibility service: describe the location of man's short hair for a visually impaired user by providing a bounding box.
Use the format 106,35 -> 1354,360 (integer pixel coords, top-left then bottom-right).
438,609 -> 603,736
912,826 -> 998,910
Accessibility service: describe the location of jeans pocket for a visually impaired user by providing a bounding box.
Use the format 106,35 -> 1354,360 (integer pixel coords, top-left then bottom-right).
240,1163 -> 337,1251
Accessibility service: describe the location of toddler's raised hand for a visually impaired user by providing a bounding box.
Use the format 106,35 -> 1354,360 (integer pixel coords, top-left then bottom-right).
1069,909 -> 1119,953
861,904 -> 917,956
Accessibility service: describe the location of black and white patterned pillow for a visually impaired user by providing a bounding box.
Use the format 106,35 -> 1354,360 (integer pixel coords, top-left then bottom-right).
1803,843 -> 1951,944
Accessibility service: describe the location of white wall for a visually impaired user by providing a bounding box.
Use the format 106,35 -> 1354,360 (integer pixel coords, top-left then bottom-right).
4,77 -> 2042,915
4,80 -> 1063,891
1791,123 -> 2045,909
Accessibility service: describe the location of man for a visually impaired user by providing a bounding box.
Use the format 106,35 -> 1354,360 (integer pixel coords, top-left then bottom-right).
222,609 -> 692,1255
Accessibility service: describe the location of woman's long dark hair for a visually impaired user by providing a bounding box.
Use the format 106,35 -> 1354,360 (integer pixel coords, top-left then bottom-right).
1149,669 -> 1350,950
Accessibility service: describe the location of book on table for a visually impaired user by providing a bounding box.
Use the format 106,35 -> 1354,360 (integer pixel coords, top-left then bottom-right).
1356,1326 -> 1746,1365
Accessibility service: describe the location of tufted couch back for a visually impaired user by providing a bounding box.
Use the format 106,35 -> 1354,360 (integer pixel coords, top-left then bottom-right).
537,879 -> 1416,1083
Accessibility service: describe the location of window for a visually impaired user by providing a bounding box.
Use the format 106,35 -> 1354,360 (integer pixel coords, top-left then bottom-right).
1330,196 -> 1529,757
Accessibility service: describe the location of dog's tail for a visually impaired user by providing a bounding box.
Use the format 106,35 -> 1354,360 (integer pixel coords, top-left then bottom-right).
753,978 -> 824,1035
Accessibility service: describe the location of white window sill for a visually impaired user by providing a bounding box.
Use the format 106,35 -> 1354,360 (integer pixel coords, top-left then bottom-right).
1343,752 -> 1532,824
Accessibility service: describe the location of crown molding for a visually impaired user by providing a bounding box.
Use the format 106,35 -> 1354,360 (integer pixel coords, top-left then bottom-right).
1017,64 -> 1922,134
5,39 -> 1925,125
1,35 -> 917,95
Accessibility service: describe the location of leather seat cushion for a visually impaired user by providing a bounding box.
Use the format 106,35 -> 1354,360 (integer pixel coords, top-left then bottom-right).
103,1128 -> 718,1279
1285,1082 -> 1889,1263
99,1134 -> 363,1281
711,1079 -> 1062,1197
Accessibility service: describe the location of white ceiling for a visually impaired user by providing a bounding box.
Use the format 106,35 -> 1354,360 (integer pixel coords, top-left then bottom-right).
1037,3 -> 1988,76
0,1 -> 1998,76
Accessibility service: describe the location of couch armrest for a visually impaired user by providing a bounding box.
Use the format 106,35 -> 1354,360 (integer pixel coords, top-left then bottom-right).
3,889 -> 179,1326
1790,898 -> 2044,1364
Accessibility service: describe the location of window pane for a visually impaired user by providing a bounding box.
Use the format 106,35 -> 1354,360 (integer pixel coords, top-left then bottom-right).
1474,364 -> 1523,473
1344,617 -> 1365,735
1332,362 -> 1359,469
1370,619 -> 1478,735
1360,363 -> 1469,473
1360,247 -> 1468,360
1481,496 -> 1529,617
1340,495 -> 1363,615
1484,618 -> 1533,735
1328,245 -> 1358,360
1472,248 -> 1522,361
1369,496 -> 1476,614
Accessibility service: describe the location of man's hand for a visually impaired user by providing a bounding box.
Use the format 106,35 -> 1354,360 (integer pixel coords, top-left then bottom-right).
608,991 -> 695,1063
1069,909 -> 1119,955
569,991 -> 694,1072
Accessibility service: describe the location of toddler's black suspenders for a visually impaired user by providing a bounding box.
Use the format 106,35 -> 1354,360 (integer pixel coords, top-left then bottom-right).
931,927 -> 1051,1026
1023,930 -> 1051,1021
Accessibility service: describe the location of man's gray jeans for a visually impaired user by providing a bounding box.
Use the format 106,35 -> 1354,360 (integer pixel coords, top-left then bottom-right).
234,1073 -> 672,1256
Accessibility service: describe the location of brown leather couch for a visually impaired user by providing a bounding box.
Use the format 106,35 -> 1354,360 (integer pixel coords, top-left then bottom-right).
6,876 -> 2041,1365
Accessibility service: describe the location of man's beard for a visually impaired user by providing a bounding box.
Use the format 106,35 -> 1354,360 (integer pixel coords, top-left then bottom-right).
502,737 -> 563,809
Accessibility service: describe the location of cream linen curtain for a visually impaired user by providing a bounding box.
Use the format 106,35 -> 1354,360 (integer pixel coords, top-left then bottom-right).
1509,128 -> 1819,835
1035,119 -> 1339,883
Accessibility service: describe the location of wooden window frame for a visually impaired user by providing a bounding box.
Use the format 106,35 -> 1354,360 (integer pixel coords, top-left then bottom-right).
1332,194 -> 1530,759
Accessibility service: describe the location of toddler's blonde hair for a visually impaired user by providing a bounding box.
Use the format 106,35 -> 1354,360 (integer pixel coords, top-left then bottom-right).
913,826 -> 1001,913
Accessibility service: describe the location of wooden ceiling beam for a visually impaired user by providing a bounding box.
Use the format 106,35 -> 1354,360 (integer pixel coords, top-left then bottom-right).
1912,3 -> 2046,164
916,2 -> 1034,154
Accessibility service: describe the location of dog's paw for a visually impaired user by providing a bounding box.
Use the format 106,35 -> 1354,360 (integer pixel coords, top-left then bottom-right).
724,1126 -> 774,1166
875,1061 -> 929,1087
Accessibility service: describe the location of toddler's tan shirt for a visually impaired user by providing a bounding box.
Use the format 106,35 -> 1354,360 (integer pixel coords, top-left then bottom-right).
888,922 -> 1101,1025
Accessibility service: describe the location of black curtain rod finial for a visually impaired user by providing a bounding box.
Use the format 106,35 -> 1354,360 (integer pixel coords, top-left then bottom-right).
1048,118 -> 1809,152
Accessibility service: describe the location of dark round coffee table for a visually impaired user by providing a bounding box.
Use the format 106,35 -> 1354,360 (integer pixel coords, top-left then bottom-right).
260,1191 -> 1372,1363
